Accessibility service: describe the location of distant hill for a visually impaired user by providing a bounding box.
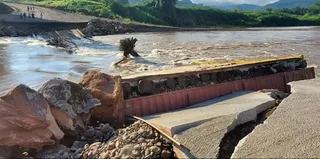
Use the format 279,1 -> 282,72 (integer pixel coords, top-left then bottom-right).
129,0 -> 198,7
207,0 -> 317,10
218,4 -> 262,10
264,0 -> 317,9
129,0 -> 148,4
238,4 -> 263,10
128,0 -> 317,10
177,0 -> 197,7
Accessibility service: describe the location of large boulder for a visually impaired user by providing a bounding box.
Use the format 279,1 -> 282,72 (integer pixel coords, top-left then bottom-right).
0,84 -> 64,149
39,78 -> 100,135
79,70 -> 123,123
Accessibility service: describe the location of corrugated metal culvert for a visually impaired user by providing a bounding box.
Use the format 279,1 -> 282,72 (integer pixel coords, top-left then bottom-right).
118,68 -> 315,124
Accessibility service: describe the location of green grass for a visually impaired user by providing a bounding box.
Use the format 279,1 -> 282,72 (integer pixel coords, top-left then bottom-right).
2,0 -> 320,27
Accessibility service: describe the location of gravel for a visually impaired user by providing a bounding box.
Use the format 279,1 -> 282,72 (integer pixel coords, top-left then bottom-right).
82,121 -> 177,159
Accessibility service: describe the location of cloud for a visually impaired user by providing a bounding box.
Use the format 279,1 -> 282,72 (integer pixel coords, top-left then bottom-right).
192,0 -> 279,6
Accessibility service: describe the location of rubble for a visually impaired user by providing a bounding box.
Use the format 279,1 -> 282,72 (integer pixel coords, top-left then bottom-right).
39,78 -> 100,135
81,19 -> 135,36
0,25 -> 27,37
0,84 -> 64,148
40,145 -> 82,159
82,121 -> 177,159
75,123 -> 114,145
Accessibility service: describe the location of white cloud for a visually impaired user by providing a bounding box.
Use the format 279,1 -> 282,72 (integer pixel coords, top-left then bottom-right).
192,0 -> 279,6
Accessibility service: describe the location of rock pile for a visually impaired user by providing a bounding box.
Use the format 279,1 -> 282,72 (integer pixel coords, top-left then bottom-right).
38,123 -> 115,159
0,84 -> 64,149
0,72 -> 177,159
82,121 -> 177,159
74,123 -> 115,146
40,145 -> 82,159
81,19 -> 135,36
0,25 -> 27,37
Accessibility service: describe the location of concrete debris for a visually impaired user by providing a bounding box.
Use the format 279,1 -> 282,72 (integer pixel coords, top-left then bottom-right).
175,115 -> 237,158
144,91 -> 276,136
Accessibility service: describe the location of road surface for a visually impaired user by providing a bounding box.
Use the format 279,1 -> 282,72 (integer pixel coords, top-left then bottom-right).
0,2 -> 95,23
232,79 -> 320,158
143,91 -> 276,158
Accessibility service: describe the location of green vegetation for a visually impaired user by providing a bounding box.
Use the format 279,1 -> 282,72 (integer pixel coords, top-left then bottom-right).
3,0 -> 320,27
0,2 -> 14,14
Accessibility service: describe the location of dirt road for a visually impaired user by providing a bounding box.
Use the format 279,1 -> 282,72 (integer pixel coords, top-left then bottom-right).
0,2 -> 95,23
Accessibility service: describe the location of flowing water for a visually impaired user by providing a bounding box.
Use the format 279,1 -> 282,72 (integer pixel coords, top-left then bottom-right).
0,26 -> 319,94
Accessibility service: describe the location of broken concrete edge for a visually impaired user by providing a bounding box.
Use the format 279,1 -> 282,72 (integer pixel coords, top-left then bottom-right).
230,82 -> 301,158
171,100 -> 275,159
170,96 -> 277,136
166,98 -> 276,158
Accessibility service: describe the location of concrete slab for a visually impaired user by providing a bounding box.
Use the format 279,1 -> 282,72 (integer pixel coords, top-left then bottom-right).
174,114 -> 238,158
143,91 -> 276,136
232,79 -> 320,158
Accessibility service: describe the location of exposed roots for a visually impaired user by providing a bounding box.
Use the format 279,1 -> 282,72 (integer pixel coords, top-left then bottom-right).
119,37 -> 140,58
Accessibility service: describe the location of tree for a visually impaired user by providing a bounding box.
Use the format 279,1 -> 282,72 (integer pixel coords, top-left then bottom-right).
151,0 -> 177,25
154,0 -> 177,13
266,8 -> 273,13
119,0 -> 129,4
309,0 -> 320,14
316,0 -> 320,8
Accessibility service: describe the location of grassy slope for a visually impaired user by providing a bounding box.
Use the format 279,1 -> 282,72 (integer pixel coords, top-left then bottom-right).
2,0 -> 320,27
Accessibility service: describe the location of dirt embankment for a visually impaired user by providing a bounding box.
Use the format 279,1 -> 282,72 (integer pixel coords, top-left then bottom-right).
0,2 -> 14,14
0,3 -> 245,37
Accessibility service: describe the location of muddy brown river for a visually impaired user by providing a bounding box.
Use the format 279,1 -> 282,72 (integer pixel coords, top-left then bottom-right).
0,26 -> 319,94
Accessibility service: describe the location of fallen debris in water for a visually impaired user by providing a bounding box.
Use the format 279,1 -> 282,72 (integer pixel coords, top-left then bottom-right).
115,37 -> 140,65
46,37 -> 78,53
120,37 -> 140,58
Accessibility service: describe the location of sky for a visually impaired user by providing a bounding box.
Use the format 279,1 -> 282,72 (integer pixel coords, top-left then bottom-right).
192,0 -> 280,6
